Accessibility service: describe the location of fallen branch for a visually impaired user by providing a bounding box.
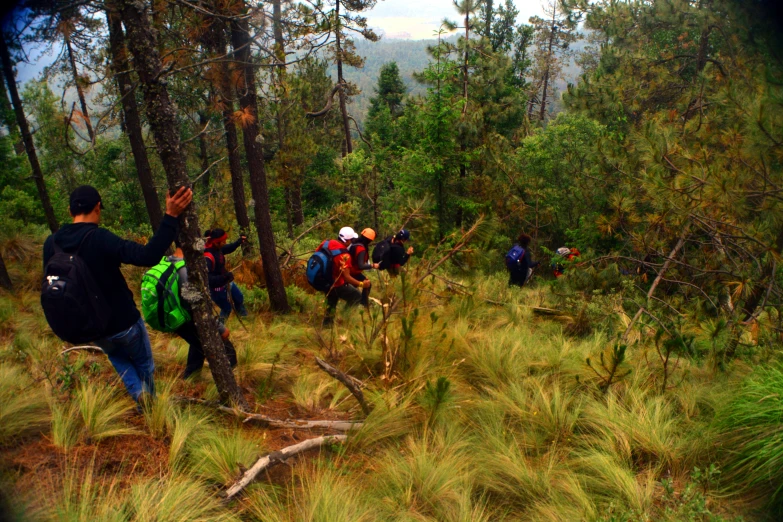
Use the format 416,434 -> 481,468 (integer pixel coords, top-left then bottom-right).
315,357 -> 370,415
174,396 -> 361,431
623,221 -> 691,342
60,345 -> 104,356
224,434 -> 346,499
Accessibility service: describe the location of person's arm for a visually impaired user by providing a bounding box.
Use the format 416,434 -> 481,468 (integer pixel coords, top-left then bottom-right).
221,238 -> 243,255
524,250 -> 540,268
113,187 -> 192,267
355,249 -> 374,271
341,267 -> 369,288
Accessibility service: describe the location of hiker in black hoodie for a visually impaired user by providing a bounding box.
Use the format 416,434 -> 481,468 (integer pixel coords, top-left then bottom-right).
42,185 -> 192,402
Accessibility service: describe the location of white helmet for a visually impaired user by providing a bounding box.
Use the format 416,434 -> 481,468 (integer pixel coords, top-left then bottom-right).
338,226 -> 359,242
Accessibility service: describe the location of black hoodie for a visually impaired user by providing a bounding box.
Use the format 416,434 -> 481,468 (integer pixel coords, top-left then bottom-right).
43,215 -> 179,336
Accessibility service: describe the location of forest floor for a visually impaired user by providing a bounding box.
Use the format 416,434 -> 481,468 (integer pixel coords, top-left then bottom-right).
0,241 -> 777,521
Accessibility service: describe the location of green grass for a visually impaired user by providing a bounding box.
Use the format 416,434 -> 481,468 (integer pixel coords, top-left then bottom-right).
76,381 -> 138,443
189,428 -> 261,486
126,475 -> 238,522
0,363 -> 49,445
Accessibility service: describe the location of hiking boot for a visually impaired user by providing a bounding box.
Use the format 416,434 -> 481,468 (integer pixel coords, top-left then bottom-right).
237,306 -> 248,317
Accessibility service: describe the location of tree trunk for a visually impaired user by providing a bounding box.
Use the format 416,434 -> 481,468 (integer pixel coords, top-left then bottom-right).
65,33 -> 95,142
197,110 -> 211,191
273,0 -> 295,237
106,10 -> 163,231
335,0 -> 352,156
539,12 -> 557,122
462,9 -> 469,115
212,22 -> 251,256
0,28 -> 59,233
117,0 -> 247,408
0,251 -> 12,291
291,182 -> 304,226
484,0 -> 493,39
230,14 -> 291,313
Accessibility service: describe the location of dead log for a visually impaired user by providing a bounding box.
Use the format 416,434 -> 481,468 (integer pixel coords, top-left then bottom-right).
315,357 -> 370,415
175,396 -> 361,431
224,434 -> 347,499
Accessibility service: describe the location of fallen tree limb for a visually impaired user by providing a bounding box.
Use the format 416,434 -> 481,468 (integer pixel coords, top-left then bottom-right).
315,357 -> 370,415
225,434 -> 347,499
174,396 -> 361,431
60,345 -> 104,356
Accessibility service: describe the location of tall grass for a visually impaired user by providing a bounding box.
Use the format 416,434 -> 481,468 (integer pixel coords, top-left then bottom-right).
168,408 -> 211,471
0,363 -> 49,444
76,382 -> 138,442
714,364 -> 783,513
290,465 -> 373,522
189,428 -> 261,485
42,458 -> 126,522
50,400 -> 83,450
126,475 -> 238,522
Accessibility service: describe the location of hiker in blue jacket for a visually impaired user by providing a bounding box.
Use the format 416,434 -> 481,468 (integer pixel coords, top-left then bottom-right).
508,233 -> 539,287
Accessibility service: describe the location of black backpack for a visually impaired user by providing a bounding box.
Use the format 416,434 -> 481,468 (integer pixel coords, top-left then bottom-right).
41,230 -> 111,344
372,237 -> 393,266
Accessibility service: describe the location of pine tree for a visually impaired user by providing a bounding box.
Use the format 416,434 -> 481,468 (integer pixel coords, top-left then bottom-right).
0,26 -> 59,233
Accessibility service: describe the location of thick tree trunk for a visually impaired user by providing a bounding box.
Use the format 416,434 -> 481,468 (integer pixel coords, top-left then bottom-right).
0,28 -> 59,233
106,11 -> 163,231
230,14 -> 291,313
335,1 -> 352,156
212,22 -> 251,256
65,34 -> 95,142
118,0 -> 247,408
0,251 -> 12,291
197,111 -> 211,191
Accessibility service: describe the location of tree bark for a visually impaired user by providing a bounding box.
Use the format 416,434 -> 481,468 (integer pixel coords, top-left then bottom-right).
0,28 -> 59,233
211,21 -> 251,256
106,10 -> 163,231
539,11 -> 557,122
197,110 -> 211,191
65,33 -> 95,142
0,251 -> 12,291
230,13 -> 291,313
117,0 -> 247,408
335,0 -> 352,156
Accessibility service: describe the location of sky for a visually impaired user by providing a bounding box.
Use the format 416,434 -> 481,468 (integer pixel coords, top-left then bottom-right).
13,0 -> 547,84
368,0 -> 545,40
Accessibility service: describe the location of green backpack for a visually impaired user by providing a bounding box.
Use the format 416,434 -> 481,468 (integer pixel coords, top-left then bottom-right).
141,257 -> 191,332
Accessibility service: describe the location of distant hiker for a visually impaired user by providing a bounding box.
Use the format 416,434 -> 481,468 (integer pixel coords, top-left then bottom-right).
204,228 -> 248,321
42,185 -> 193,402
506,233 -> 540,287
348,228 -> 380,307
373,229 -> 414,276
306,226 -> 370,327
141,246 -> 237,379
551,247 -> 581,278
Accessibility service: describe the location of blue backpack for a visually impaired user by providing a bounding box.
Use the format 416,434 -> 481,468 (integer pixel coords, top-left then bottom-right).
505,245 -> 525,270
306,242 -> 348,293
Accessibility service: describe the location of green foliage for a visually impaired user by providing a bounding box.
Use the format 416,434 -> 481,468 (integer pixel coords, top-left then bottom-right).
126,475 -> 239,522
189,428 -> 260,486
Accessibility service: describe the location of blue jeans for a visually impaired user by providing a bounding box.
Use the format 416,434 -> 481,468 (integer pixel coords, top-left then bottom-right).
95,317 -> 154,401
210,283 -> 245,319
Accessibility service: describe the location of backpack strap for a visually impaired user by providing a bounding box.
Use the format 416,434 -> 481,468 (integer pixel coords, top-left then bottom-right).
204,251 -> 215,270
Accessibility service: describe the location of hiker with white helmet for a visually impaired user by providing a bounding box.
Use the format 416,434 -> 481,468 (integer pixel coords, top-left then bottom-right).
306,226 -> 371,327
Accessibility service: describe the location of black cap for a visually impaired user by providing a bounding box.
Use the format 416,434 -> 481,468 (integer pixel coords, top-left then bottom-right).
396,229 -> 411,241
69,185 -> 104,215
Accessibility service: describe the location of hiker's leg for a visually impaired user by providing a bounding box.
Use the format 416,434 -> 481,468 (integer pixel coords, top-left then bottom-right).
211,287 -> 232,321
230,283 -> 247,316
97,318 -> 153,401
355,274 -> 370,307
323,292 -> 339,327
176,321 -> 204,379
335,284 -> 363,307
